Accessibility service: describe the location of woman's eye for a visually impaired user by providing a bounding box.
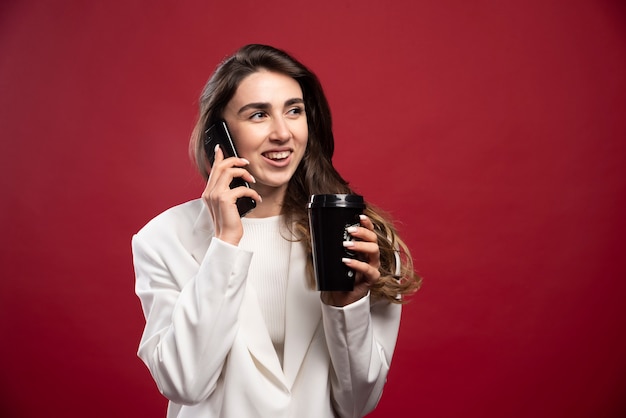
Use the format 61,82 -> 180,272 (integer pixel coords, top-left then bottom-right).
250,111 -> 266,120
287,106 -> 304,116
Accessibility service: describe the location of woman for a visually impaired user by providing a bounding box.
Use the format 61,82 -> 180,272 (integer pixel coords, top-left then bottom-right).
132,44 -> 420,418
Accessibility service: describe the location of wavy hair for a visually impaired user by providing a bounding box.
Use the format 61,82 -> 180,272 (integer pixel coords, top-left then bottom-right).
189,44 -> 420,302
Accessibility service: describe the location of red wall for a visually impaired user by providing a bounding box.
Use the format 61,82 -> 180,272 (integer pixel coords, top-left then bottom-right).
2,1 -> 625,417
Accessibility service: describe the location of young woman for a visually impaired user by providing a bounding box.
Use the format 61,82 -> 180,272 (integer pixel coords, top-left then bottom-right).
132,44 -> 420,418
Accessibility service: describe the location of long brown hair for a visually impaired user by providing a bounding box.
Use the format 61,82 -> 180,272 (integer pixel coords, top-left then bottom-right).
190,44 -> 420,302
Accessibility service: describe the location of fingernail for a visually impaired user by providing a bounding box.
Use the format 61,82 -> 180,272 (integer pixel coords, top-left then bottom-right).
341,257 -> 352,264
214,144 -> 220,152
249,175 -> 256,183
343,241 -> 355,248
347,226 -> 358,233
359,214 -> 367,221
241,158 -> 250,165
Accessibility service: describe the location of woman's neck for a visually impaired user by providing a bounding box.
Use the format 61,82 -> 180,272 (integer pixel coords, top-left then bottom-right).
246,184 -> 286,218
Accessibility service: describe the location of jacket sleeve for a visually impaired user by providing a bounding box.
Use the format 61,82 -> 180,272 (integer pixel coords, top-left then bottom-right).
132,233 -> 252,405
321,294 -> 402,417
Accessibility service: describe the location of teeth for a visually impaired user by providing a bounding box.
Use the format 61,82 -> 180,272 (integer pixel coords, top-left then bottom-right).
265,151 -> 290,160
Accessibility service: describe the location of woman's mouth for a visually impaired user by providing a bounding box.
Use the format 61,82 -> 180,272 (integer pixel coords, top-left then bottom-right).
261,150 -> 293,167
263,151 -> 291,161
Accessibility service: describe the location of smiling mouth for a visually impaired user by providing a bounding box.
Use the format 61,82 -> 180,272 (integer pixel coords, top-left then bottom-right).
263,151 -> 291,161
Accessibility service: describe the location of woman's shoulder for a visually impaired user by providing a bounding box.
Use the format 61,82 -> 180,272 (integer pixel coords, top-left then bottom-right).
135,198 -> 207,240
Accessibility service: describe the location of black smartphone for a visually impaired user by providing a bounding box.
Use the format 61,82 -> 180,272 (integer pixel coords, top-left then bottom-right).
204,120 -> 256,217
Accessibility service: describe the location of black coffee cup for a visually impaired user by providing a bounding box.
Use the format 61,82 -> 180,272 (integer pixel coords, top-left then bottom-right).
307,194 -> 366,291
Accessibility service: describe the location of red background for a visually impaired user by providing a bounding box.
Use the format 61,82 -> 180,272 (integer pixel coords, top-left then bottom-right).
2,1 -> 625,417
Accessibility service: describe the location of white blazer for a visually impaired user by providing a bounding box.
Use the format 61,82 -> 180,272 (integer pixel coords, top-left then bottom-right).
132,199 -> 402,417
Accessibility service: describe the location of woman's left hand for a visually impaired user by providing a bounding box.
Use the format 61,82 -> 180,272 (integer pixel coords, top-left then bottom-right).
321,214 -> 381,307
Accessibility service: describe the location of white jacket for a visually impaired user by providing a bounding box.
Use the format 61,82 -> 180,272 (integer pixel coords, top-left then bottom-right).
132,199 -> 401,417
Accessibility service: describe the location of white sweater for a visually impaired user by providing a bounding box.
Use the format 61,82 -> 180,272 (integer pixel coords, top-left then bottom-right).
240,215 -> 290,366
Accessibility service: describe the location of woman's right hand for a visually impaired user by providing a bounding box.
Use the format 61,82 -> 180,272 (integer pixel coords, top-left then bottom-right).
202,145 -> 261,246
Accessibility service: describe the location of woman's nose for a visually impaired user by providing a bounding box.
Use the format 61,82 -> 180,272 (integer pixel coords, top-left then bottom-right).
269,117 -> 292,142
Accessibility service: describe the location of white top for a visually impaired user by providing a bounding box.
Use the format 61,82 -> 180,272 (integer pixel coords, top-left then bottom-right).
240,215 -> 290,366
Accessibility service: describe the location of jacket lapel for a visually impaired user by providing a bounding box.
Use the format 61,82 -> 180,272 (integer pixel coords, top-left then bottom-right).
282,240 -> 322,388
239,283 -> 290,390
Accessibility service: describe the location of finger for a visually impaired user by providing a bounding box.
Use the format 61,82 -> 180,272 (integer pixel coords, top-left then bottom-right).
343,240 -> 378,256
224,167 -> 257,186
359,214 -> 375,230
342,257 -> 381,284
229,184 -> 263,205
343,240 -> 380,266
206,176 -> 261,206
203,168 -> 262,212
209,145 -> 249,176
214,144 -> 224,163
206,145 -> 224,189
346,223 -> 377,243
208,157 -> 255,191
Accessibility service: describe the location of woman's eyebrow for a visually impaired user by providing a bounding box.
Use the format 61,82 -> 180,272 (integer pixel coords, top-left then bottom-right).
237,98 -> 304,115
285,98 -> 304,107
237,102 -> 270,115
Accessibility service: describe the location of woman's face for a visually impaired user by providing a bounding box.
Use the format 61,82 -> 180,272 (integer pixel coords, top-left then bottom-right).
222,70 -> 308,197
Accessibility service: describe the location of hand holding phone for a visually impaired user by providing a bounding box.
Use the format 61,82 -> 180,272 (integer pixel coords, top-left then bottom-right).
204,120 -> 257,217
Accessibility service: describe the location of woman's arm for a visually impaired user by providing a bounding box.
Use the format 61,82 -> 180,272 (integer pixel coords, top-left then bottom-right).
133,144 -> 259,404
133,233 -> 252,405
320,213 -> 403,416
322,295 -> 402,417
